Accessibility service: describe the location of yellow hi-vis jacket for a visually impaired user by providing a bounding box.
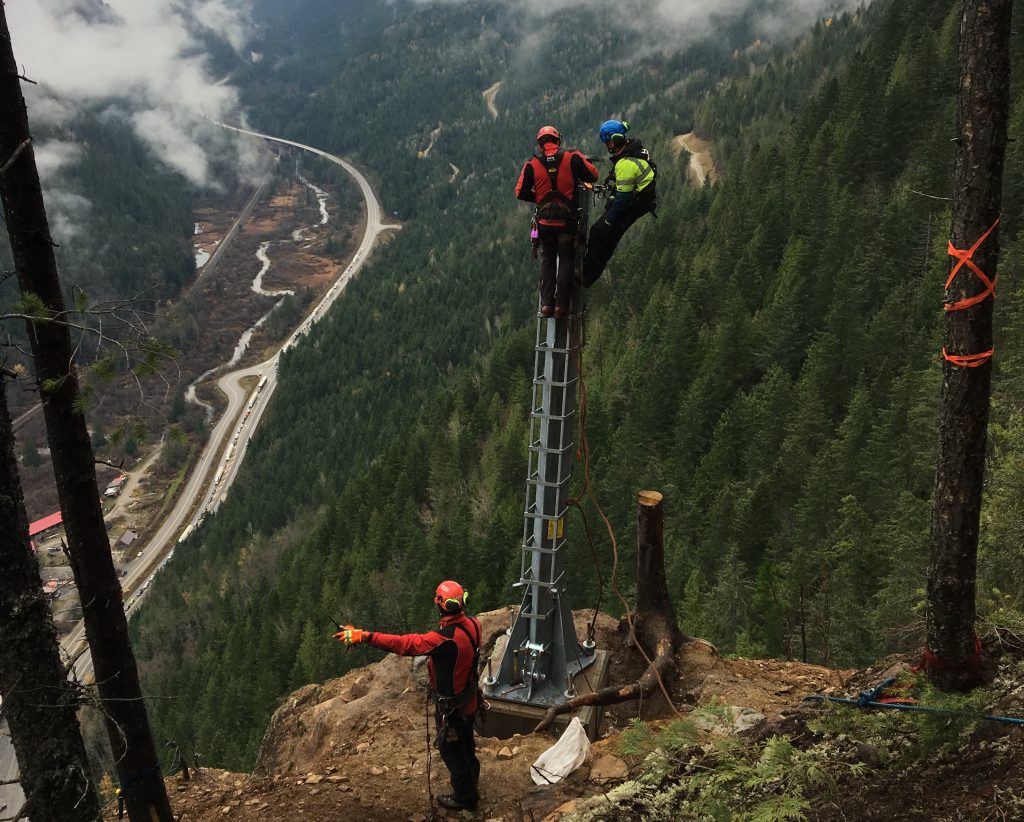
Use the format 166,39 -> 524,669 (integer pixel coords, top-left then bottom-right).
613,154 -> 655,194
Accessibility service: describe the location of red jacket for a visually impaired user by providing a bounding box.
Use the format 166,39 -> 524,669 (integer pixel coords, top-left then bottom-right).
368,613 -> 482,715
515,143 -> 598,228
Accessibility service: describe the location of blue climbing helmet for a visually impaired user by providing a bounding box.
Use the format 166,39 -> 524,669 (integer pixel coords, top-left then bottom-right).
599,119 -> 629,145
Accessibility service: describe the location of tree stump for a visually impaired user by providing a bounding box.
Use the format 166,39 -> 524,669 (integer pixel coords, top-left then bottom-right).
534,490 -> 686,732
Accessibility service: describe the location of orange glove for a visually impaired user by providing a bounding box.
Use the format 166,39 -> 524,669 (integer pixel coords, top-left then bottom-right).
334,625 -> 371,645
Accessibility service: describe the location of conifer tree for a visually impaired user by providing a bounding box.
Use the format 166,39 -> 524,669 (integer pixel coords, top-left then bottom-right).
927,0 -> 1014,690
0,7 -> 174,818
0,373 -> 100,822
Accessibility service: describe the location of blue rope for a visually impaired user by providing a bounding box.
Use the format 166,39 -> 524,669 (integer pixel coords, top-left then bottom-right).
803,690 -> 1024,726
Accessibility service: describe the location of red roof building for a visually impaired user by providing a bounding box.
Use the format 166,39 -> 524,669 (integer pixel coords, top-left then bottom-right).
29,511 -> 62,537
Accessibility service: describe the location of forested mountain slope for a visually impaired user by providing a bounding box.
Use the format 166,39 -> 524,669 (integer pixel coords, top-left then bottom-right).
129,0 -> 1024,772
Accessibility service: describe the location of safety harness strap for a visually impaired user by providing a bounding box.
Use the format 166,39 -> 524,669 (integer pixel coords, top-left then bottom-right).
436,618 -> 482,715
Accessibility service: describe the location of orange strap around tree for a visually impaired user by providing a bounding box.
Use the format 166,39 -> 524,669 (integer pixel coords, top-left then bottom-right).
941,349 -> 994,368
942,219 -> 1000,368
913,634 -> 983,675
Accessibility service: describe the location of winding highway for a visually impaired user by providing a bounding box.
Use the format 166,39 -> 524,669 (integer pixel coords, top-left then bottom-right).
1,130 -> 397,814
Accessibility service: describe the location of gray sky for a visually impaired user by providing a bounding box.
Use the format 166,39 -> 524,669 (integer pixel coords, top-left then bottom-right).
6,0 -> 862,235
6,0 -> 254,200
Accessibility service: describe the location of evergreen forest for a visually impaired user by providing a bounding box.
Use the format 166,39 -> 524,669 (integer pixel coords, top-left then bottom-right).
116,0 -> 1024,772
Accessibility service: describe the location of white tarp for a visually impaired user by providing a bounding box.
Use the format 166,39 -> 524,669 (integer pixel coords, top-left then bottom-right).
530,716 -> 590,785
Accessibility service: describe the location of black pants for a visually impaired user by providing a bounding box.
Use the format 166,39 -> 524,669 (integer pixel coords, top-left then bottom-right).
538,226 -> 576,309
437,709 -> 480,805
581,203 -> 650,286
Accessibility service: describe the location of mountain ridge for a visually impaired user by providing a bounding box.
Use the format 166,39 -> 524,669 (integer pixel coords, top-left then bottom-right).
124,0 -> 1024,799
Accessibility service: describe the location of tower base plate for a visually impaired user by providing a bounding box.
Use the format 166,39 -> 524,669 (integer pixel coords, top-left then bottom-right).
480,650 -> 610,741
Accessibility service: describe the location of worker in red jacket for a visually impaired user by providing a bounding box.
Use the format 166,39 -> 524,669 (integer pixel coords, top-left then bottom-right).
335,580 -> 483,812
515,125 -> 599,317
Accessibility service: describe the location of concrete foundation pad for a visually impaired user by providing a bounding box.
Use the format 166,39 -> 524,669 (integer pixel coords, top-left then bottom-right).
481,649 -> 610,741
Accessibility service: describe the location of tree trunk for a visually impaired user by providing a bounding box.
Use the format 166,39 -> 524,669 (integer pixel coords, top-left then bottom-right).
0,9 -> 174,820
0,375 -> 101,821
535,490 -> 685,732
927,0 -> 1013,691
635,489 -> 684,648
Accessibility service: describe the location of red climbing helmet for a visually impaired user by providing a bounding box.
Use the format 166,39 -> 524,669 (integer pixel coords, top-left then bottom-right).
536,125 -> 561,146
435,580 -> 468,613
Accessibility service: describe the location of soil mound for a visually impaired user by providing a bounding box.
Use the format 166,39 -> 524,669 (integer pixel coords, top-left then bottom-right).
110,608 -> 844,821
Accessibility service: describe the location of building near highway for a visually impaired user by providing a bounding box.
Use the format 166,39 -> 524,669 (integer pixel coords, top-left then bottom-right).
104,474 -> 128,497
29,510 -> 62,539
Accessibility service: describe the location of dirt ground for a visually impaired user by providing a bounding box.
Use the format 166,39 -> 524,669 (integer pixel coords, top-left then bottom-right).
115,608 -> 844,822
111,629 -> 1024,822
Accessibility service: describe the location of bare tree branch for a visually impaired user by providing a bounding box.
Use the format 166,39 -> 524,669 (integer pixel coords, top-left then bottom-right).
0,137 -> 29,177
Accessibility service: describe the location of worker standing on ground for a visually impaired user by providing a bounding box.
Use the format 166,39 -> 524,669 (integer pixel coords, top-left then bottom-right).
582,119 -> 657,286
515,125 -> 599,317
335,581 -> 483,812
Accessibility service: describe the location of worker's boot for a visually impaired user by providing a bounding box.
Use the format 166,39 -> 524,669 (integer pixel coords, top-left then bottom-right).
437,793 -> 478,811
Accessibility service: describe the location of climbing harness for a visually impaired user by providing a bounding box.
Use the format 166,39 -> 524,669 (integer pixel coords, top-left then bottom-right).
432,618 -> 482,742
532,148 -> 577,226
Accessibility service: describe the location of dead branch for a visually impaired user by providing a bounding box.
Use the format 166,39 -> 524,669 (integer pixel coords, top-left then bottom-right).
906,186 -> 952,202
13,62 -> 37,85
535,613 -> 678,732
0,137 -> 29,177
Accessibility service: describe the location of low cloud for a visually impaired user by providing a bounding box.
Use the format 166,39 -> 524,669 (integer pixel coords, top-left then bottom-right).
43,190 -> 92,241
6,0 -> 256,190
33,140 -> 84,181
415,0 -> 862,43
650,0 -> 860,36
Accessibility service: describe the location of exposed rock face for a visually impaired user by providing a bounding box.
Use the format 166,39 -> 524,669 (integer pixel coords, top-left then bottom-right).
253,607 -> 517,776
104,606 -> 861,822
